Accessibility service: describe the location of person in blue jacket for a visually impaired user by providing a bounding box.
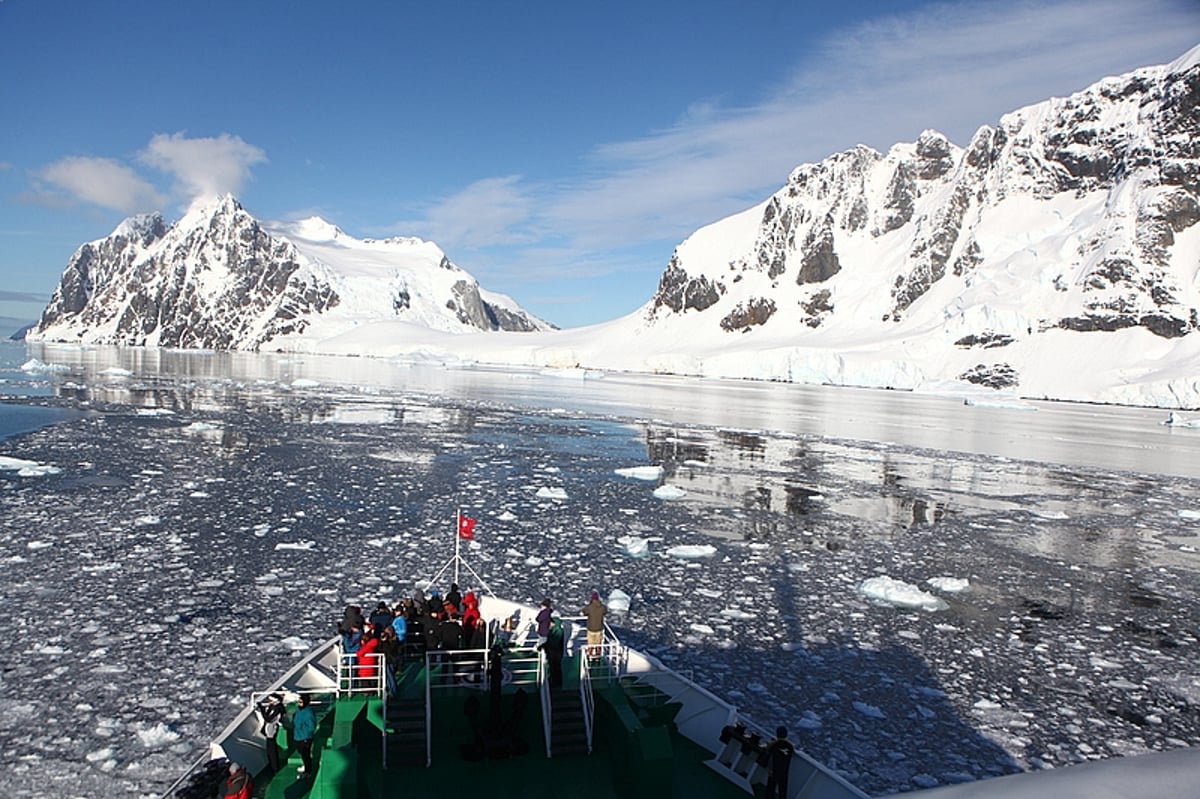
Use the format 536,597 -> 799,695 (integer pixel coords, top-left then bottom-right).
293,694 -> 316,776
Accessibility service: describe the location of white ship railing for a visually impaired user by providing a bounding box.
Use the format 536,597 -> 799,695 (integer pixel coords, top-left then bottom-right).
578,651 -> 595,753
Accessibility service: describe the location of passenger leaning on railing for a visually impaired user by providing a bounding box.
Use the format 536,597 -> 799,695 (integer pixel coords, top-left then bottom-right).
356,630 -> 381,688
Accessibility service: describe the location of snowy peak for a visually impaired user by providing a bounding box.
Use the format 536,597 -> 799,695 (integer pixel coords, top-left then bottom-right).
30,197 -> 553,349
283,216 -> 347,244
635,48 -> 1200,402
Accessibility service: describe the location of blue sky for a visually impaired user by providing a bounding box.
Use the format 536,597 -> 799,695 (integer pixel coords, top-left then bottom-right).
1,0 -> 1197,331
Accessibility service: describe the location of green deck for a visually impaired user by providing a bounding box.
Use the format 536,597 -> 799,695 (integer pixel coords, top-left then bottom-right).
253,655 -> 750,799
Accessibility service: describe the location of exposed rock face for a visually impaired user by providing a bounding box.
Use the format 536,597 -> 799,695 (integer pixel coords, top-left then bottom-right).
959,363 -> 1020,389
32,195 -> 551,349
641,49 -> 1200,388
651,255 -> 724,315
720,298 -> 776,332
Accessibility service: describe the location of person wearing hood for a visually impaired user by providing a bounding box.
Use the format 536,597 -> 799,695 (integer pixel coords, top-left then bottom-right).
293,694 -> 316,776
368,601 -> 392,633
461,591 -> 481,641
356,630 -> 381,688
445,582 -> 463,613
222,762 -> 252,799
535,598 -> 553,649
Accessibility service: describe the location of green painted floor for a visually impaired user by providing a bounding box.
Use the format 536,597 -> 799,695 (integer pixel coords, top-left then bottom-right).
253,659 -> 751,799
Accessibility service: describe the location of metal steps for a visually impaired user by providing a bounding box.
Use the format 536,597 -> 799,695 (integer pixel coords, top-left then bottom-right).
549,689 -> 589,757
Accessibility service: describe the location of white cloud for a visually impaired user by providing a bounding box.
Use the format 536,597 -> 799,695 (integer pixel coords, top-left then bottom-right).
35,156 -> 166,213
139,132 -> 267,205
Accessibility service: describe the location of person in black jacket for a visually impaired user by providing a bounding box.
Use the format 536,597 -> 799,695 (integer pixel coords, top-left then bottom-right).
255,693 -> 285,773
765,726 -> 795,799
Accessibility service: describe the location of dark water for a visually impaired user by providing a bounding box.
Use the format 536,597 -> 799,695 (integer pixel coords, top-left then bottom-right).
0,343 -> 1199,797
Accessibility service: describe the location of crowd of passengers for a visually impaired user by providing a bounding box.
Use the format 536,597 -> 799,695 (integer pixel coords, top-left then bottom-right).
337,582 -> 487,689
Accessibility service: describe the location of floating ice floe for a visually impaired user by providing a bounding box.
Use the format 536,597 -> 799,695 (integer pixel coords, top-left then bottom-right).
275,541 -> 316,551
720,608 -> 756,621
280,636 -> 311,652
0,456 -> 62,477
927,576 -> 970,593
524,556 -> 545,567
653,485 -> 687,500
614,465 -> 664,481
606,589 -> 631,612
858,576 -> 949,612
136,408 -> 175,416
1179,509 -> 1200,521
666,544 -> 716,560
20,358 -> 69,374
100,367 -> 132,377
1031,509 -> 1069,520
538,367 -> 604,380
136,722 -> 181,749
497,510 -> 517,521
618,536 -> 650,558
292,378 -> 321,388
535,487 -> 568,500
853,701 -> 886,719
963,396 -> 1037,411
182,421 -> 221,432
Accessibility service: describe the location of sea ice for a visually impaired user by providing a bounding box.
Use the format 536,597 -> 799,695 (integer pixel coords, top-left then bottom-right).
136,723 -> 181,749
606,589 -> 631,612
854,701 -> 886,719
20,358 -> 69,373
615,465 -> 664,481
653,485 -> 687,500
618,536 -> 650,558
927,577 -> 970,593
857,576 -> 949,612
535,487 -> 568,500
666,544 -> 716,559
0,455 -> 62,476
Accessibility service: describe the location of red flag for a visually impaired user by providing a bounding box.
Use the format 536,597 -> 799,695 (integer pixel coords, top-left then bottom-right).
458,515 -> 477,541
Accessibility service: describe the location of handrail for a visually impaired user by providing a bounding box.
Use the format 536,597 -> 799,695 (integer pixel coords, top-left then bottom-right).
337,649 -> 385,696
579,652 -> 595,753
538,650 -> 552,757
424,652 -> 432,767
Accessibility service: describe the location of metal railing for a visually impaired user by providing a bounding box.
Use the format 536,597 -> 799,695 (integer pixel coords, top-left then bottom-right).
578,651 -> 595,754
538,649 -> 553,757
335,646 -> 386,696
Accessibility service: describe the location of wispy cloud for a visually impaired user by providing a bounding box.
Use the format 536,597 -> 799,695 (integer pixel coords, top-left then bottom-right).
0,289 -> 48,303
400,176 -> 536,250
34,156 -> 165,213
410,0 -> 1199,275
139,132 -> 267,206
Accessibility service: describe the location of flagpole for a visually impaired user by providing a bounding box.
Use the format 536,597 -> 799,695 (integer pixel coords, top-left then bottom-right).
454,507 -> 462,586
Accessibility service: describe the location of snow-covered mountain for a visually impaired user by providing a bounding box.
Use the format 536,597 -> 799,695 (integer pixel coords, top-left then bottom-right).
614,45 -> 1200,406
27,46 -> 1200,408
28,195 -> 553,349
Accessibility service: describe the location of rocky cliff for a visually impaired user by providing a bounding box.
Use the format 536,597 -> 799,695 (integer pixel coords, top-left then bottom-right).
30,195 -> 552,349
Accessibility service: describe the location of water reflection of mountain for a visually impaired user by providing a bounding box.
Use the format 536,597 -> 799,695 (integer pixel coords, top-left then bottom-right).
639,423 -> 1199,573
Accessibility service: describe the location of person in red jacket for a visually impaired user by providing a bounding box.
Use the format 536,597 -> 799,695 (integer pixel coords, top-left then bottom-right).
356,630 -> 381,689
223,762 -> 252,799
461,591 -> 481,642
